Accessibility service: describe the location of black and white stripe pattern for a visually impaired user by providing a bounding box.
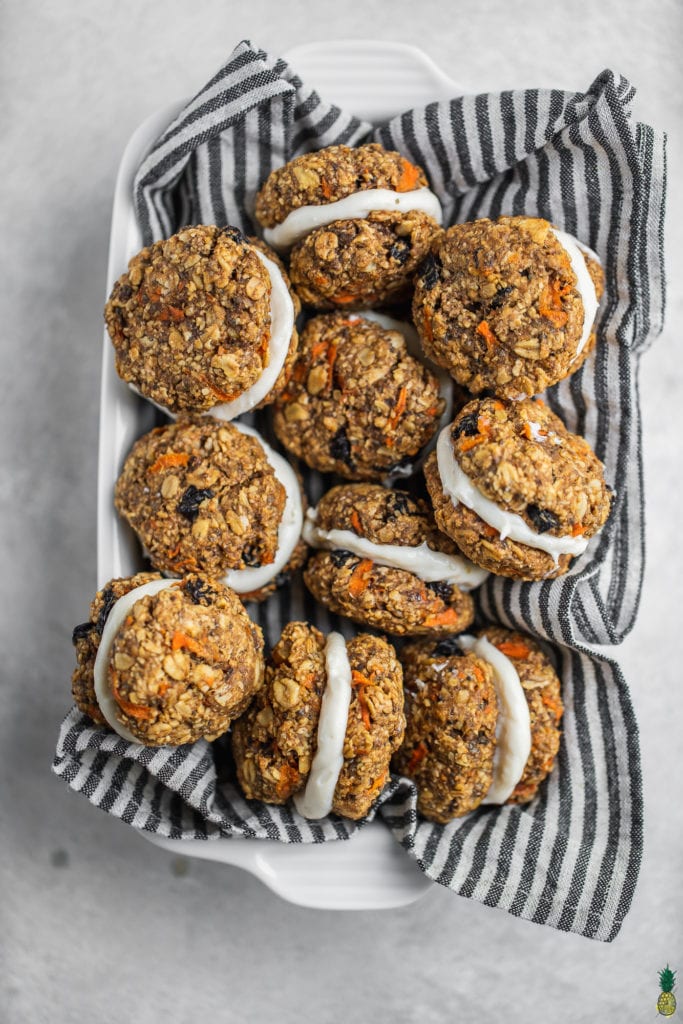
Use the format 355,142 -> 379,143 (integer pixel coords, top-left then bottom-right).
53,42 -> 666,940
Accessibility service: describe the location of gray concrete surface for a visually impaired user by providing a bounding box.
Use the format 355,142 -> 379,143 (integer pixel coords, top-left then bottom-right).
1,2 -> 681,1021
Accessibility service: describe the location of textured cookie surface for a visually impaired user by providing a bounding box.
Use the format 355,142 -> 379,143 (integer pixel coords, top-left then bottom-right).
303,484 -> 475,636
412,216 -> 604,396
105,225 -> 291,412
72,574 -> 264,746
289,210 -> 439,309
255,143 -> 429,227
424,396 -> 611,580
115,419 -> 287,579
273,313 -> 444,480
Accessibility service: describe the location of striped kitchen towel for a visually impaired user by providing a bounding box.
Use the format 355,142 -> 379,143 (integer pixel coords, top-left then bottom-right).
53,40 -> 665,941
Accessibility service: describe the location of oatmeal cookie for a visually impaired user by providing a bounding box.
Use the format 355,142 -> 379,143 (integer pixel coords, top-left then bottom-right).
412,216 -> 604,397
114,418 -> 305,601
393,626 -> 562,822
423,397 -> 612,580
71,573 -> 264,746
104,225 -> 299,417
302,483 -> 485,636
273,312 -> 445,480
232,622 -> 405,820
254,143 -> 442,309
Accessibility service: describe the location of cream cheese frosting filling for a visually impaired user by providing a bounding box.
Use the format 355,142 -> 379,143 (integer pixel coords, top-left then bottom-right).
93,578 -> 176,743
550,228 -> 600,356
209,249 -> 295,420
435,425 -> 589,562
221,422 -> 303,594
263,187 -> 443,251
303,507 -> 488,590
293,632 -> 353,820
128,249 -> 294,420
458,634 -> 531,804
348,311 -> 453,479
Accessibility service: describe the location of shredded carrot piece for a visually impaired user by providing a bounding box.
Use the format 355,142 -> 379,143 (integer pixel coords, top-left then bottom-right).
367,769 -> 388,796
299,671 -> 316,689
459,434 -> 485,452
522,423 -> 533,441
387,387 -> 408,436
205,380 -> 241,402
396,158 -> 421,192
157,681 -> 168,697
541,691 -> 564,719
494,640 -> 531,659
350,510 -> 363,535
424,404 -> 441,417
571,523 -> 584,537
539,279 -> 570,327
351,669 -> 375,689
331,292 -> 358,304
348,559 -> 373,596
423,608 -> 462,629
258,329 -> 270,367
311,340 -> 328,360
476,320 -> 498,349
406,742 -> 428,773
472,664 -> 486,685
493,400 -> 505,411
110,671 -> 153,720
171,631 -> 203,656
276,762 -> 300,798
148,451 -> 190,473
482,523 -> 498,539
158,305 -> 185,322
314,273 -> 330,289
477,415 -> 492,436
321,177 -> 332,199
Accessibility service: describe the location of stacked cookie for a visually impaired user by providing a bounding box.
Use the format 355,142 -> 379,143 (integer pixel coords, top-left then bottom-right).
70,140 -> 612,824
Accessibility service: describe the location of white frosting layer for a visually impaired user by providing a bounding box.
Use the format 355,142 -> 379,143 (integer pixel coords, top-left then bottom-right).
348,311 -> 454,478
293,632 -> 353,820
222,422 -> 303,594
551,228 -> 599,357
93,579 -> 176,742
435,425 -> 589,562
458,635 -> 531,804
263,187 -> 443,251
209,250 -> 295,420
303,507 -> 487,591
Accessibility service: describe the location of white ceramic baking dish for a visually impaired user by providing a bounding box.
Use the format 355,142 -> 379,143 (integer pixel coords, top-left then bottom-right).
99,40 -> 464,909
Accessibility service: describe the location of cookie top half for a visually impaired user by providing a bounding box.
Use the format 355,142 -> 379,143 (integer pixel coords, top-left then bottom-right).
105,225 -> 298,415
273,312 -> 444,479
71,573 -> 264,746
255,143 -> 429,228
412,216 -> 604,397
114,418 -> 293,582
